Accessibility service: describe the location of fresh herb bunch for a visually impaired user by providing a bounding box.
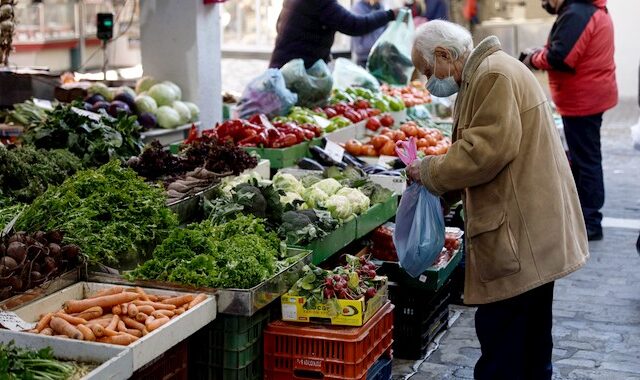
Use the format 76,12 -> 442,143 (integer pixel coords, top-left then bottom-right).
180,135 -> 258,175
22,102 -> 143,167
1,100 -> 50,127
126,215 -> 285,289
0,202 -> 25,229
0,341 -> 74,380
0,145 -> 83,203
15,161 -> 178,266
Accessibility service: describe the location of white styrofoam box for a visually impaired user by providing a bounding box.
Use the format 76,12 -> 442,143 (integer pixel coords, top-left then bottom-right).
0,334 -> 132,380
390,110 -> 408,125
141,123 -> 195,146
2,282 -> 216,371
251,159 -> 271,179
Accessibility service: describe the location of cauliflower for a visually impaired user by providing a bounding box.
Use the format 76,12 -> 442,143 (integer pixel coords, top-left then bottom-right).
272,172 -> 304,194
281,191 -> 303,206
311,178 -> 342,196
325,194 -> 353,221
303,187 -> 329,209
337,187 -> 371,214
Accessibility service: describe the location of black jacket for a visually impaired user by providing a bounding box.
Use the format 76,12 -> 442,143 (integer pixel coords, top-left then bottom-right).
269,0 -> 394,69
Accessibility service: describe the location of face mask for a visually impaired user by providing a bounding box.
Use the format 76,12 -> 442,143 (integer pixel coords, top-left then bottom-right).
542,0 -> 557,15
426,59 -> 459,97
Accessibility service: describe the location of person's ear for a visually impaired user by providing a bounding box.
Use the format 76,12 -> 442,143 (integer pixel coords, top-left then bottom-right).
434,46 -> 452,62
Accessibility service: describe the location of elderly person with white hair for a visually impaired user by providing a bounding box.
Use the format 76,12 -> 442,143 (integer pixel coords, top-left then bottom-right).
406,20 -> 589,379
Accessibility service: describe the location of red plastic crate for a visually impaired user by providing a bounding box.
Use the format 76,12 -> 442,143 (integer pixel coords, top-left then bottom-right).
264,302 -> 394,380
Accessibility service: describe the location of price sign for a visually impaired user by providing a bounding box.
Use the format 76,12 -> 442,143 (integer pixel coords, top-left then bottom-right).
312,115 -> 331,129
71,107 -> 102,122
0,312 -> 36,331
325,140 -> 345,163
33,98 -> 53,110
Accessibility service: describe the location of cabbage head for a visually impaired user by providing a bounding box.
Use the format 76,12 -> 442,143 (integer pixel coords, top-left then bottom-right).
135,95 -> 158,114
135,76 -> 157,94
184,102 -> 200,122
337,187 -> 370,214
156,106 -> 181,129
303,187 -> 328,209
172,101 -> 191,125
311,178 -> 342,196
272,172 -> 304,194
325,195 -> 353,221
148,83 -> 178,106
281,191 -> 303,206
88,82 -> 113,101
163,81 -> 182,100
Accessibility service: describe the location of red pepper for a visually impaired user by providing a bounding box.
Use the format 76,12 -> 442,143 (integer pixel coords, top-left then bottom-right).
185,124 -> 199,143
271,133 -> 297,148
300,123 -> 323,137
302,130 -> 316,140
343,109 -> 362,123
238,131 -> 267,147
248,114 -> 264,126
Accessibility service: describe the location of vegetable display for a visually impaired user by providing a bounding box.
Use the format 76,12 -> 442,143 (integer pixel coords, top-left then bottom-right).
0,145 -> 82,203
0,341 -> 75,380
0,230 -> 81,301
331,87 -> 405,113
287,255 -> 381,310
21,102 -> 143,168
27,286 -> 207,346
15,161 -> 178,267
126,215 -> 286,289
0,202 -> 24,229
381,82 -> 431,107
1,100 -> 49,127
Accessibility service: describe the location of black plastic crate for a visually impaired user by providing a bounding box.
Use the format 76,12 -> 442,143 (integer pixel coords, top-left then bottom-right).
393,303 -> 449,360
388,279 -> 452,325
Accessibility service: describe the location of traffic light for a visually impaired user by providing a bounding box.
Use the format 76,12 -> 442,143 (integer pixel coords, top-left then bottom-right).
97,13 -> 114,41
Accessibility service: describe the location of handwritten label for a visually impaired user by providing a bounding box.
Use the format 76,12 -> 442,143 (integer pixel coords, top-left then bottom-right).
312,115 -> 331,129
0,312 -> 36,331
71,107 -> 102,122
33,98 -> 53,110
325,140 -> 345,163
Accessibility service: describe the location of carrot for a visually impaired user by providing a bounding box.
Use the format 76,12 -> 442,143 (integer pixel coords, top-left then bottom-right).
99,333 -> 138,346
136,312 -> 149,323
102,328 -> 119,337
122,316 -> 146,331
147,295 -> 159,302
121,303 -> 128,315
145,316 -> 170,332
89,286 -> 124,299
89,319 -> 111,328
36,312 -> 53,332
107,315 -> 120,331
174,307 -> 185,315
75,306 -> 103,321
188,294 -> 208,309
132,300 -> 176,310
40,327 -> 54,336
127,304 -> 138,318
137,305 -> 154,315
152,310 -> 175,319
88,324 -> 104,338
162,294 -> 194,307
50,317 -> 83,340
123,328 -> 142,338
55,312 -> 88,325
77,324 -> 96,341
156,295 -> 171,301
117,320 -> 127,332
64,292 -> 140,313
135,287 -> 150,301
112,305 -> 122,315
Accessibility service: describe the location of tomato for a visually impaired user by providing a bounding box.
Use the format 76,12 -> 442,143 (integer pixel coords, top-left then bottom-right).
366,117 -> 381,131
393,131 -> 407,142
380,114 -> 394,127
417,138 -> 429,148
400,123 -> 419,137
424,146 -> 438,155
425,135 -> 437,146
416,128 -> 428,138
345,139 -> 363,155
361,144 -> 377,156
380,140 -> 397,156
431,129 -> 444,141
371,134 -> 391,150
380,127 -> 392,135
354,99 -> 370,109
367,108 -> 381,117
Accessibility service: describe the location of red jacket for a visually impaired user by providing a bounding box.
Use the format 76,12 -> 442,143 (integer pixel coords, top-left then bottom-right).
532,0 -> 617,117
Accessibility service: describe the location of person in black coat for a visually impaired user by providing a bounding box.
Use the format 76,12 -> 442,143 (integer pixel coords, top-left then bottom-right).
269,0 -> 399,69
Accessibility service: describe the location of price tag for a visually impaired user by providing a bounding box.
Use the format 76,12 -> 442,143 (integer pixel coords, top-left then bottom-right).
33,98 -> 53,110
71,107 -> 102,122
282,304 -> 298,321
312,115 -> 331,129
0,312 -> 36,331
325,140 -> 345,163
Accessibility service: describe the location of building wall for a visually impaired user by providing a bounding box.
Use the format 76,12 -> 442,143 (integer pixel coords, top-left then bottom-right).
608,0 -> 640,100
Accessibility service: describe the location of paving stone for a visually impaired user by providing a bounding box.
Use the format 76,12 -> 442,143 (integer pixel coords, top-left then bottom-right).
556,358 -> 598,368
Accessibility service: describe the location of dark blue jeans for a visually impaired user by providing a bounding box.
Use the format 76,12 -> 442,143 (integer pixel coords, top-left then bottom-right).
562,113 -> 605,231
474,282 -> 555,380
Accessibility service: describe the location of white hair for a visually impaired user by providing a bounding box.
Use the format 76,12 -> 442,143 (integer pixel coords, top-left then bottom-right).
413,20 -> 473,64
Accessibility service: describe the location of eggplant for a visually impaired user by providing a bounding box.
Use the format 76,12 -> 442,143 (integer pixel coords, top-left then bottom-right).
309,146 -> 346,169
342,152 -> 367,168
298,158 -> 325,171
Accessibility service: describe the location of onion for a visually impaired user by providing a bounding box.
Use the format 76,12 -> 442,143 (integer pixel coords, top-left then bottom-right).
6,242 -> 26,263
0,256 -> 17,270
34,231 -> 47,244
48,243 -> 61,257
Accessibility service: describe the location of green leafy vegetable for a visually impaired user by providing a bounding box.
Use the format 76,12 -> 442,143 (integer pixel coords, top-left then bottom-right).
15,161 -> 178,266
0,341 -> 74,380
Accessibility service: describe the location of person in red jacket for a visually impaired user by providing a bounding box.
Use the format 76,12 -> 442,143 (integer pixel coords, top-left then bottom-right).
520,0 -> 617,241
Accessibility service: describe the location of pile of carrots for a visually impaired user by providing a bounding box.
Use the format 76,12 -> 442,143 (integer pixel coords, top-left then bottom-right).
28,286 -> 207,346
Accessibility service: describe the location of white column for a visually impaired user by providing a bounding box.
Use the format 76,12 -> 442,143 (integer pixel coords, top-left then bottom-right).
139,0 -> 222,129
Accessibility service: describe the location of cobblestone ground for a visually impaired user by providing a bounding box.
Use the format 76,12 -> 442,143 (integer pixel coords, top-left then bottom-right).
392,99 -> 640,380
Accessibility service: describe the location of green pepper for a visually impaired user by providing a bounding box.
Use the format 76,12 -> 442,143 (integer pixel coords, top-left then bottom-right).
372,98 -> 390,112
385,95 -> 406,111
354,87 -> 374,99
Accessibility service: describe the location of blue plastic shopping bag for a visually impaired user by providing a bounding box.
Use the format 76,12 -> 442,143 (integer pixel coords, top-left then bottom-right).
393,182 -> 445,278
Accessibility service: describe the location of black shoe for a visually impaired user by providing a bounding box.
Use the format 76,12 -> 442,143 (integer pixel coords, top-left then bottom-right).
636,232 -> 639,254
587,227 -> 603,241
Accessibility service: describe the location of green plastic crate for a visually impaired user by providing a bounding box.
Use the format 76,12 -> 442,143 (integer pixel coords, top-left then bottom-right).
294,217 -> 357,265
242,141 -> 310,169
356,195 -> 398,239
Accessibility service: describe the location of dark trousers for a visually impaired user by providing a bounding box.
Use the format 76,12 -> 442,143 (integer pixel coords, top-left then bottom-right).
562,113 -> 605,230
474,282 -> 555,380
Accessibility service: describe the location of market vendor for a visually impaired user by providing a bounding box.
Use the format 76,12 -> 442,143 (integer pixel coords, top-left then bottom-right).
269,0 -> 399,69
407,20 -> 589,380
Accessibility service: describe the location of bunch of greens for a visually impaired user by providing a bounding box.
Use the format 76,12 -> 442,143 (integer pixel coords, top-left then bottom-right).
1,100 -> 50,127
126,215 -> 285,289
0,145 -> 83,203
0,341 -> 74,380
22,102 -> 143,167
278,209 -> 337,246
0,202 -> 25,230
15,161 -> 178,266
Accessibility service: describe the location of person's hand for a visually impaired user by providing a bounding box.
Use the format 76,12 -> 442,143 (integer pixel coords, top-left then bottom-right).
407,159 -> 422,184
519,48 -> 541,71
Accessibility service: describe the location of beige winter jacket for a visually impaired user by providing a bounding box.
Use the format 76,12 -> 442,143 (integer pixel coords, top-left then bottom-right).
420,36 -> 589,304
